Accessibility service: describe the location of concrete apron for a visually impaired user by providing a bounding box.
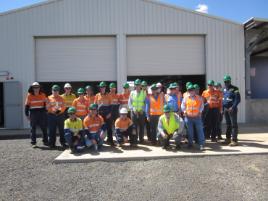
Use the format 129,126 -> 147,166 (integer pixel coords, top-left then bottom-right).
54,133 -> 268,163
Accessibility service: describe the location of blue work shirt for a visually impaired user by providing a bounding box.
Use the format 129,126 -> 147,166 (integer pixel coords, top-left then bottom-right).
223,84 -> 241,110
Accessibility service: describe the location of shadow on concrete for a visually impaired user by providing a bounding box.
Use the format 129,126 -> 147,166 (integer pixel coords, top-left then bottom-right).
120,145 -> 152,152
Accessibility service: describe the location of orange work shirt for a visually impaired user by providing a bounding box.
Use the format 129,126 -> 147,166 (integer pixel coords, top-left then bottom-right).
25,92 -> 47,109
83,114 -> 104,133
47,95 -> 66,114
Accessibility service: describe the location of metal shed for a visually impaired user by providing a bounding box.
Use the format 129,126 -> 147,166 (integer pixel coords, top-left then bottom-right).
0,0 -> 245,128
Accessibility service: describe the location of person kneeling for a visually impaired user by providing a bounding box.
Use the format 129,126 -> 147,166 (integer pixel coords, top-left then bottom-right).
157,105 -> 184,150
64,107 -> 85,154
83,104 -> 106,151
115,108 -> 136,147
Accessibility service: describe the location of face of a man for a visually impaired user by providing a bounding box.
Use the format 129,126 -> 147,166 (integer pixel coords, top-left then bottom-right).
189,89 -> 195,96
90,109 -> 97,116
110,88 -> 116,93
120,114 -> 127,120
164,112 -> 170,119
64,87 -> 71,94
52,90 -> 59,96
86,88 -> 93,95
100,87 -> 106,94
208,85 -> 214,91
224,81 -> 231,88
33,86 -> 40,94
124,88 -> 130,94
135,85 -> 141,91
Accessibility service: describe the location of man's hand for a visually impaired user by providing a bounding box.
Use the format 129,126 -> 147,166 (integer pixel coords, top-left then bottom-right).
106,113 -> 111,119
228,108 -> 233,113
161,132 -> 167,139
147,117 -> 150,122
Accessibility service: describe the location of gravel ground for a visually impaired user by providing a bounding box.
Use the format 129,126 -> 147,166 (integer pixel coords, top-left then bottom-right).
0,138 -> 267,201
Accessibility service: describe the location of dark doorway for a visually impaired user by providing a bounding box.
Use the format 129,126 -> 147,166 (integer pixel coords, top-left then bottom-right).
127,75 -> 206,94
0,82 -> 4,127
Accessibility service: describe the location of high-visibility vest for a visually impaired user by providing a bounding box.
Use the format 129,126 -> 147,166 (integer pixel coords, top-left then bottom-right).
47,95 -> 66,114
94,93 -> 111,106
119,93 -> 130,105
149,94 -> 164,116
160,112 -> 179,135
110,93 -> 120,105
185,95 -> 202,117
202,89 -> 221,109
25,93 -> 46,109
83,115 -> 104,133
61,93 -> 76,108
84,95 -> 95,105
131,91 -> 146,112
72,97 -> 88,117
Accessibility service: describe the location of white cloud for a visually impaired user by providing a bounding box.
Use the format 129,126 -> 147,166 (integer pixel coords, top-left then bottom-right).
195,4 -> 208,14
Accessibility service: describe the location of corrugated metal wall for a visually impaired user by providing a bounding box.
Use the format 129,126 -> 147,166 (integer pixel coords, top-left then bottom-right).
0,0 -> 245,127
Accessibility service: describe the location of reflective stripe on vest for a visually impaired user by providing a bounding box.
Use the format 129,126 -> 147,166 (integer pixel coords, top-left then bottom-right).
185,96 -> 202,117
149,94 -> 164,115
161,113 -> 179,135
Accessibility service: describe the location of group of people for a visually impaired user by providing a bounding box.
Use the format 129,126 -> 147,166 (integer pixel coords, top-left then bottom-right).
25,74 -> 240,153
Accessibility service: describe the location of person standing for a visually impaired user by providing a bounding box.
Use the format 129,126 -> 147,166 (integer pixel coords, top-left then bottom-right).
145,84 -> 164,144
165,83 -> 181,114
222,75 -> 241,146
47,85 -> 66,148
25,82 -> 48,148
109,83 -> 120,124
84,85 -> 95,106
72,88 -> 88,121
202,80 -> 222,142
119,83 -> 131,116
61,83 -> 76,119
94,81 -> 114,146
181,84 -> 205,151
214,82 -> 223,140
128,79 -> 146,144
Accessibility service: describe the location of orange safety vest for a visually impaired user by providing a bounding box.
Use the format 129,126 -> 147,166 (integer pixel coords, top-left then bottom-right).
83,115 -> 104,133
94,93 -> 111,106
119,93 -> 130,105
84,95 -> 95,105
202,89 -> 222,109
149,94 -> 164,116
25,93 -> 46,109
185,95 -> 202,117
47,95 -> 66,114
72,97 -> 89,117
110,93 -> 120,105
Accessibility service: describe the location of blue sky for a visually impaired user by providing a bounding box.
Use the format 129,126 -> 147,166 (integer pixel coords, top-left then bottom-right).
0,0 -> 267,23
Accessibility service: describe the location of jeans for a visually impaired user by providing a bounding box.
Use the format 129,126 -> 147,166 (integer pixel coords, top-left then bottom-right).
115,127 -> 135,144
131,111 -> 145,143
99,113 -> 113,143
148,115 -> 160,142
64,130 -> 85,148
85,130 -> 106,146
48,113 -> 65,146
157,130 -> 181,147
29,110 -> 48,144
185,116 -> 205,146
224,108 -> 238,142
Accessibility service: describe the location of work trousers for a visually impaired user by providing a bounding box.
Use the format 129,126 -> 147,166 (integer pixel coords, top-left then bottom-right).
131,111 -> 145,143
157,130 -> 181,147
48,113 -> 65,146
224,108 -> 238,142
29,110 -> 48,145
205,108 -> 220,139
115,127 -> 136,145
148,115 -> 160,143
185,116 -> 205,146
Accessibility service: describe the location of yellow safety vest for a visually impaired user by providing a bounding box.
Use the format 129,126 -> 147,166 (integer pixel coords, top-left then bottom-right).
160,112 -> 179,135
131,91 -> 146,112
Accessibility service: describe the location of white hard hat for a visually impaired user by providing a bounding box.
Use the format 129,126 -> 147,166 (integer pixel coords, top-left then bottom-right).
119,108 -> 128,114
64,83 -> 72,88
156,82 -> 162,87
32,82 -> 40,87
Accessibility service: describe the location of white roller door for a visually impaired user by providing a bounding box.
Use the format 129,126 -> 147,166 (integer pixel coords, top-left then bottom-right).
35,37 -> 116,82
127,36 -> 205,75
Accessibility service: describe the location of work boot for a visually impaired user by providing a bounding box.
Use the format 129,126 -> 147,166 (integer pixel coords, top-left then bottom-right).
211,138 -> 217,142
31,144 -> 38,148
199,145 -> 205,151
222,138 -> 231,145
229,140 -> 238,146
175,144 -> 181,150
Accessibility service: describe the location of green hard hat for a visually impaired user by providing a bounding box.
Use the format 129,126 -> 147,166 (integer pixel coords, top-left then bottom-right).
193,84 -> 200,89
168,83 -> 177,89
224,75 -> 231,82
52,85 -> 60,91
67,107 -> 76,114
141,81 -> 147,86
187,84 -> 195,91
214,82 -> 222,87
151,84 -> 157,90
85,85 -> 92,90
77,88 -> 85,95
123,83 -> 130,89
186,82 -> 192,88
99,81 -> 107,87
89,103 -> 98,110
109,83 -> 116,89
207,80 -> 215,86
163,104 -> 171,113
134,79 -> 142,85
